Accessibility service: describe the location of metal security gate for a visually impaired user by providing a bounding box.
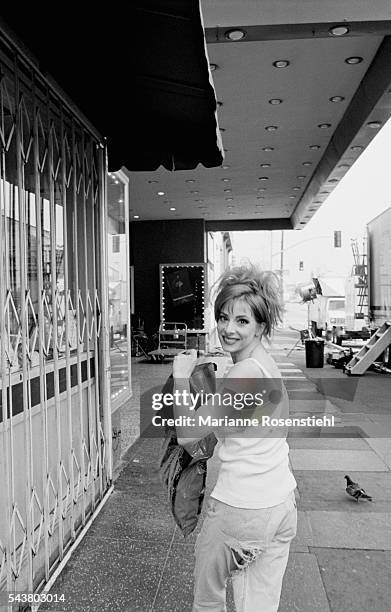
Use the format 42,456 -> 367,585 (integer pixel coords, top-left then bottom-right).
0,31 -> 112,604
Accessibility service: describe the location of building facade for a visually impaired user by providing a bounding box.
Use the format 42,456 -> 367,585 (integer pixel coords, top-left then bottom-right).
0,35 -> 115,597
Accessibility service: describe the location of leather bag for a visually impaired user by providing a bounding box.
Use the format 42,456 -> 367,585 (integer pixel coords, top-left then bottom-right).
158,362 -> 217,537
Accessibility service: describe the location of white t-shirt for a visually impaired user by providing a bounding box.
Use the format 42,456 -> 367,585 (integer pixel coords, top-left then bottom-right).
211,357 -> 297,509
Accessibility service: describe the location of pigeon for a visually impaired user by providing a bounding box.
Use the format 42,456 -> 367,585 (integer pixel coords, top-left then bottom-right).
344,475 -> 373,502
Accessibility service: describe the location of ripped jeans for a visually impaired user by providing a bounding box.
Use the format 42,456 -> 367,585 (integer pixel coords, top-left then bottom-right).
193,492 -> 297,612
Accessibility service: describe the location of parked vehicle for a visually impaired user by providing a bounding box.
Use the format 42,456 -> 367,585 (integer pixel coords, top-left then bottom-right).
305,276 -> 370,343
343,208 -> 391,374
367,207 -> 391,327
307,277 -> 346,341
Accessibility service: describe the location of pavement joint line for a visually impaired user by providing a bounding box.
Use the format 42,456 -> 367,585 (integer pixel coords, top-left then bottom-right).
149,526 -> 178,612
282,376 -> 306,379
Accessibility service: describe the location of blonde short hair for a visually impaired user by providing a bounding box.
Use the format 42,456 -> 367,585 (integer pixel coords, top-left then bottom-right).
213,264 -> 283,338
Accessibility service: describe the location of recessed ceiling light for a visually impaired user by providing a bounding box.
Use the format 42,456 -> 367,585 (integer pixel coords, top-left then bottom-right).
292,187 -> 300,191
169,207 -> 176,211
262,146 -> 274,152
318,123 -> 331,129
329,25 -> 350,36
297,175 -> 306,179
225,28 -> 246,41
185,179 -> 195,183
259,176 -> 269,181
269,99 -> 283,105
289,195 -> 296,199
367,120 -> 382,128
345,56 -> 363,64
265,125 -> 278,131
273,60 -> 290,68
222,165 -> 230,169
209,63 -> 218,71
302,162 -> 312,166
118,198 -> 123,203
309,145 -> 321,150
260,163 -> 271,168
350,145 -> 363,151
157,191 -> 165,196
133,215 -> 140,219
225,197 -> 233,201
222,178 -> 230,182
329,95 -> 345,102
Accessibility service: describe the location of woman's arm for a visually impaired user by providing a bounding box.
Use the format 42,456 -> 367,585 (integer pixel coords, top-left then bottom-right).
172,351 -> 214,448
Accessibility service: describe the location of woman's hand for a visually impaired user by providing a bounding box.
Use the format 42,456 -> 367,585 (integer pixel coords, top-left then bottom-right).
173,349 -> 198,379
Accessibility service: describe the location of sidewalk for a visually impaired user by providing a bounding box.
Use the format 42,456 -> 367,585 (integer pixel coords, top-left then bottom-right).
40,329 -> 391,611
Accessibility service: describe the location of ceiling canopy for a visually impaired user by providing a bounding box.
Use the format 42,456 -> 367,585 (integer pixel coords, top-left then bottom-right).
2,2 -> 391,230
128,1 -> 391,230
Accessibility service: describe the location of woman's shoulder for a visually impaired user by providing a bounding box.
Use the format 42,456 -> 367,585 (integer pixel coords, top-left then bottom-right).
248,349 -> 281,378
224,357 -> 264,379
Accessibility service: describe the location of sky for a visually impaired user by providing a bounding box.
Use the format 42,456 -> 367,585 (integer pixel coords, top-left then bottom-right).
232,115 -> 391,286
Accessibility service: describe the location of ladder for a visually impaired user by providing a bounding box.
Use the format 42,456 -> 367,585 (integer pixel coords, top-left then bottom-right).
345,321 -> 391,375
351,238 -> 368,318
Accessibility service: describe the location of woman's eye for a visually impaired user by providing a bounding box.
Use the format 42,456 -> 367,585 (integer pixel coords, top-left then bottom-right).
238,319 -> 248,325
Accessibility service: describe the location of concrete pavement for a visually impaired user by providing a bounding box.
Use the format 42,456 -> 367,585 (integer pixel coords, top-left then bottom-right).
40,328 -> 391,611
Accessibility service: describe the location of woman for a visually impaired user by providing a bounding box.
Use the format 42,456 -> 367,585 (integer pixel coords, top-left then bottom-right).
173,265 -> 297,612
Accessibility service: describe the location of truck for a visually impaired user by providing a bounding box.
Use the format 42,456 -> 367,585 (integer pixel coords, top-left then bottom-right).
367,207 -> 391,327
304,275 -> 370,343
307,277 -> 347,341
343,208 -> 391,374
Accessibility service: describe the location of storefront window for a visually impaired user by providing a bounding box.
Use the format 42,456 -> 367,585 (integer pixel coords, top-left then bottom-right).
107,171 -> 131,406
1,93 -> 99,374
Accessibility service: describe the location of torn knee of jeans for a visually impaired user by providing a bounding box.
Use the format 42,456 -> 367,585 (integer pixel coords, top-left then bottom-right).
230,544 -> 262,569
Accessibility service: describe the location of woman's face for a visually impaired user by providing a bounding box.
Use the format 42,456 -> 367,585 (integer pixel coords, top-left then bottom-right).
217,298 -> 262,361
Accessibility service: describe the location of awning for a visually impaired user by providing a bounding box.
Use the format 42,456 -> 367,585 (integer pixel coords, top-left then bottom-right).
0,1 -> 223,172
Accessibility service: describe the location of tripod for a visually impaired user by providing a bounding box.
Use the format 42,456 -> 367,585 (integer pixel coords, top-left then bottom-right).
286,303 -> 316,356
